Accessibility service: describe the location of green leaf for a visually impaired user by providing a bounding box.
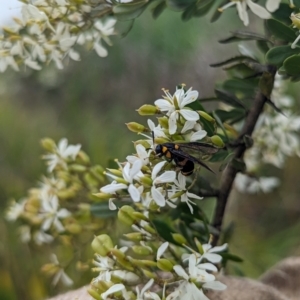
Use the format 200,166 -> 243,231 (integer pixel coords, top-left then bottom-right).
213,108 -> 246,124
215,89 -> 247,110
223,78 -> 256,97
266,19 -> 296,43
221,252 -> 243,263
166,0 -> 196,11
283,54 -> 300,76
266,45 -> 300,66
256,40 -> 270,54
152,1 -> 166,19
152,219 -> 179,245
209,150 -> 230,162
181,3 -> 197,21
219,31 -> 269,44
210,0 -> 227,22
194,0 -> 215,17
219,152 -> 234,172
294,0 -> 300,8
113,0 -> 149,20
271,3 -> 293,24
201,117 -> 215,136
212,111 -> 228,141
90,202 -> 118,218
210,55 -> 257,68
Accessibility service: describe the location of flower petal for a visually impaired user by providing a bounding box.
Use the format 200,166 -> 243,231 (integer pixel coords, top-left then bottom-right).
266,0 -> 280,12
247,0 -> 271,19
128,184 -> 141,202
151,187 -> 166,207
180,109 -> 199,121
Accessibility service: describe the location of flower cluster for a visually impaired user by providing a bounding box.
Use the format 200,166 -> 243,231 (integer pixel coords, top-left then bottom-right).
89,228 -> 227,300
6,137 -> 108,285
0,0 -> 118,72
97,86 -> 222,214
235,75 -> 300,193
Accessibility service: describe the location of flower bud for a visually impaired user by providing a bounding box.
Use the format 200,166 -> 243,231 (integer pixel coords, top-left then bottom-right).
291,13 -> 300,29
139,176 -> 153,187
154,137 -> 169,145
134,140 -> 151,149
132,245 -> 153,256
116,257 -> 135,271
194,238 -> 204,254
126,122 -> 147,133
118,205 -> 136,226
77,151 -> 90,164
69,164 -> 87,172
110,248 -> 126,260
65,222 -> 82,234
40,138 -> 56,152
143,224 -> 156,235
129,258 -> 157,267
93,192 -> 112,200
132,212 -> 149,221
111,270 -> 140,285
124,232 -> 143,241
170,190 -> 185,199
223,123 -> 238,138
157,258 -> 174,272
172,233 -> 187,245
84,173 -> 99,187
87,287 -> 102,300
91,234 -> 114,256
106,168 -> 123,177
211,135 -> 225,147
137,104 -> 159,115
157,117 -> 169,129
198,110 -> 215,122
142,269 -> 157,279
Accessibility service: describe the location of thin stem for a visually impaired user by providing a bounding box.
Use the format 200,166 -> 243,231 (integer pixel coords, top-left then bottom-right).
211,66 -> 277,246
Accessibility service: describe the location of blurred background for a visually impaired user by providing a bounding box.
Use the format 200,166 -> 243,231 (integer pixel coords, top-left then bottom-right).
1,1 -> 300,299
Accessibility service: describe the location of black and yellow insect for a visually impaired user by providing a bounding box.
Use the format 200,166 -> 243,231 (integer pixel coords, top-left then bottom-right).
154,142 -> 220,176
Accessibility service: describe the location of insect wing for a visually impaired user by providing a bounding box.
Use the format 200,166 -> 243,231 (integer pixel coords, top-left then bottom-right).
168,148 -> 215,173
176,142 -> 220,155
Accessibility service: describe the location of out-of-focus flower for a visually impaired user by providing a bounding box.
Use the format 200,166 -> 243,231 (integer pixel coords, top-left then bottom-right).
43,138 -> 81,172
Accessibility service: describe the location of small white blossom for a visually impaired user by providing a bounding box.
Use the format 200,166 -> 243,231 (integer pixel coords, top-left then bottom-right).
235,173 -> 280,194
39,193 -> 71,232
155,87 -> 199,134
172,173 -> 203,214
43,138 -> 81,172
50,254 -> 74,287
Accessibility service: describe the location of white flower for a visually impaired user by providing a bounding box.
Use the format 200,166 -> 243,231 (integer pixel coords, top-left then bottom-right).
200,243 -> 228,264
126,144 -> 150,166
155,87 -> 199,134
266,0 -> 281,12
157,242 -> 169,260
6,199 -> 26,221
39,194 -> 71,232
101,283 -> 126,299
172,173 -> 203,214
50,254 -> 74,287
173,254 -> 226,300
148,119 -> 166,138
235,173 -> 280,194
136,279 -> 154,300
150,161 -> 176,207
219,0 -> 271,26
43,138 -> 81,172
